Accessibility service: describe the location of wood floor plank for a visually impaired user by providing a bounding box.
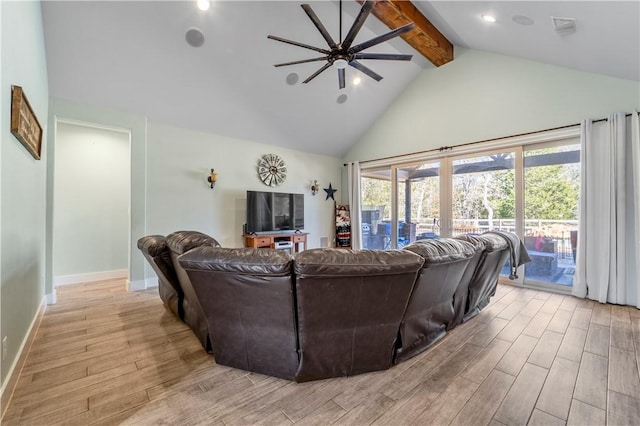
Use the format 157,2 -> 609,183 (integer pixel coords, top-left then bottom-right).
494,363 -> 548,426
520,299 -> 545,318
535,357 -> 580,420
497,300 -> 529,321
408,376 -> 479,426
495,334 -> 538,376
462,338 -> 512,384
610,320 -> 634,351
522,311 -> 554,339
558,296 -> 579,312
546,308 -> 573,334
591,303 -> 611,326
450,370 -> 515,426
527,409 -> 565,426
568,307 -> 592,330
528,329 -> 563,370
469,317 -> 510,347
584,324 -> 611,358
610,305 -> 631,324
567,399 -> 605,426
573,352 -> 608,409
556,327 -> 587,363
608,347 -> 640,398
496,314 -> 533,342
607,390 -> 640,426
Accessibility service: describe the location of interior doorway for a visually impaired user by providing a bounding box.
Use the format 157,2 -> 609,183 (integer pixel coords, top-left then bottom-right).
52,120 -> 131,287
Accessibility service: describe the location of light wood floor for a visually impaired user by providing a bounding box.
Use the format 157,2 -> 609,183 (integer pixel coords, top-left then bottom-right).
2,279 -> 640,426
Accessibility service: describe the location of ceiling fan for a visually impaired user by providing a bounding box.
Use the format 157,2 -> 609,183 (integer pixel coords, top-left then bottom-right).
267,0 -> 416,89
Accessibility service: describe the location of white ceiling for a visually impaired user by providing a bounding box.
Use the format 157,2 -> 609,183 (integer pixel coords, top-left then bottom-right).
41,1 -> 639,158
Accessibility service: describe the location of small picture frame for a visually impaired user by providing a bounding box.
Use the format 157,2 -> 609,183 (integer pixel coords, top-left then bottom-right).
10,85 -> 43,160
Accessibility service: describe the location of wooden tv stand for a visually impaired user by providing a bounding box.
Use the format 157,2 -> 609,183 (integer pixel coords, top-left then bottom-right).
243,232 -> 308,253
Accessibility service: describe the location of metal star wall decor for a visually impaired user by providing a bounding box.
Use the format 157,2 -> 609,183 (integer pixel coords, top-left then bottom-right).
324,183 -> 338,200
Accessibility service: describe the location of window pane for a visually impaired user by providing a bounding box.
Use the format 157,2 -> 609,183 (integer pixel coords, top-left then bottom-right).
397,162 -> 440,248
361,170 -> 391,250
452,153 -> 516,235
524,144 -> 580,286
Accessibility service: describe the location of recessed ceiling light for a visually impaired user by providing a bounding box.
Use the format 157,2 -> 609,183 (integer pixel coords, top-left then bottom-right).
197,0 -> 210,12
481,14 -> 496,23
353,77 -> 362,86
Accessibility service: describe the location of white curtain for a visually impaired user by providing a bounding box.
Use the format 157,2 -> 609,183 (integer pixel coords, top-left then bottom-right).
347,161 -> 362,249
573,111 -> 640,308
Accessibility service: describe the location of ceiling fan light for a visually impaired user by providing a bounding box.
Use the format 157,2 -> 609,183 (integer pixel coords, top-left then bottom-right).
197,0 -> 210,12
353,77 -> 361,86
333,58 -> 348,69
481,14 -> 496,23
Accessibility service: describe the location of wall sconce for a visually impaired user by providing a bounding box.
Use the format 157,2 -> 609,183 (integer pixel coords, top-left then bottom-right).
311,180 -> 320,195
207,168 -> 218,189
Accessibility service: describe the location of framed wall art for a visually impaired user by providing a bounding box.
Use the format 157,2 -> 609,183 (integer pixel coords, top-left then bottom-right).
10,85 -> 43,160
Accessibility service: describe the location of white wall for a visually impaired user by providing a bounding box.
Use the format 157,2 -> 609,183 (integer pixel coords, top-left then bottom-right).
53,122 -> 130,280
1,1 -> 48,386
344,48 -> 640,162
146,122 -> 342,250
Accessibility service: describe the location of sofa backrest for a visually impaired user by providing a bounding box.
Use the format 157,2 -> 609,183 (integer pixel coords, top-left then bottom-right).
397,238 -> 479,363
166,230 -> 220,352
179,246 -> 299,380
137,235 -> 182,319
293,248 -> 423,382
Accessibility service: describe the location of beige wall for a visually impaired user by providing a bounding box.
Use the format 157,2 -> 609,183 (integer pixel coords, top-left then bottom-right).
344,48 -> 640,163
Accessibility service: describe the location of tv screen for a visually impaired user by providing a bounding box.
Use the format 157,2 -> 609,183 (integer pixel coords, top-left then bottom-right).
246,191 -> 304,234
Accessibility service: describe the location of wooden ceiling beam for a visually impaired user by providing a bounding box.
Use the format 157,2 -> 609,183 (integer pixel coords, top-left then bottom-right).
357,0 -> 454,67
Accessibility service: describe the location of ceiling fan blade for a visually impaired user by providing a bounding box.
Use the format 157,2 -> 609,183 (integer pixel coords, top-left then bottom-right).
349,60 -> 383,81
303,62 -> 332,84
338,68 -> 345,89
341,0 -> 375,50
267,35 -> 331,55
353,53 -> 413,61
301,4 -> 338,49
274,56 -> 328,67
349,23 -> 416,54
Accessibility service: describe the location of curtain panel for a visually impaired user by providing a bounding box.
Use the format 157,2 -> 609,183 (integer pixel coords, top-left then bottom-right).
573,111 -> 640,308
347,161 -> 362,250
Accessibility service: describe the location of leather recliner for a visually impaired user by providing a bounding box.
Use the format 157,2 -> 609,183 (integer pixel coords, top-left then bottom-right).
179,247 -> 299,380
396,238 -> 479,363
455,234 -> 510,322
293,248 -> 424,382
166,230 -> 221,353
137,235 -> 182,319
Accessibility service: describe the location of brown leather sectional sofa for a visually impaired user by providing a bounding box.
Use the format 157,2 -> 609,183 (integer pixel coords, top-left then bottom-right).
138,230 -> 520,382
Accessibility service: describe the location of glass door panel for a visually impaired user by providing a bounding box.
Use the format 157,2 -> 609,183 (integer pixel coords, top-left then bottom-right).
523,143 -> 580,287
452,152 -> 516,235
361,169 -> 392,250
397,161 -> 440,248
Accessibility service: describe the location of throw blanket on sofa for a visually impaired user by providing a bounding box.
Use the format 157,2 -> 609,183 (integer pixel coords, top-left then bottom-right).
486,231 -> 532,279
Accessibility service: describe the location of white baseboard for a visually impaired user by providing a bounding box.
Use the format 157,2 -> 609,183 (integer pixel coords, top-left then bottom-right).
53,269 -> 128,287
127,277 -> 158,292
1,296 -> 46,418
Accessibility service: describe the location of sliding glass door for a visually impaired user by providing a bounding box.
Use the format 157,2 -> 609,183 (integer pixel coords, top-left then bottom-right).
359,136 -> 580,291
523,142 -> 580,287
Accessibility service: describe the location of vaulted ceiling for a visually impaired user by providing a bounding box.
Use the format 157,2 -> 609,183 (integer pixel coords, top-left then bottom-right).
41,1 -> 639,158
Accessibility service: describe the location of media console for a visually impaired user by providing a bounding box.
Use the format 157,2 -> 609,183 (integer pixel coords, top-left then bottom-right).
243,232 -> 308,253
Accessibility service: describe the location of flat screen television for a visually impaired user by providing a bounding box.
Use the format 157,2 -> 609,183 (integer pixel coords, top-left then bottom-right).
246,190 -> 304,234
